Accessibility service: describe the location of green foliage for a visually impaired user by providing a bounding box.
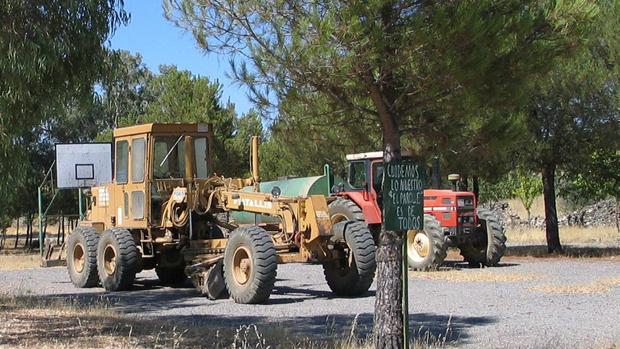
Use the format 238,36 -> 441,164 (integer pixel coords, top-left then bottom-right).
0,1 -> 127,222
478,175 -> 517,204
512,170 -> 543,220
114,65 -> 253,177
165,0 -> 600,189
561,149 -> 620,205
101,51 -> 155,129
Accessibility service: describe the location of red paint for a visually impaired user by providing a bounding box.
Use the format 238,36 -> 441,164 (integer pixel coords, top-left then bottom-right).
339,191 -> 383,224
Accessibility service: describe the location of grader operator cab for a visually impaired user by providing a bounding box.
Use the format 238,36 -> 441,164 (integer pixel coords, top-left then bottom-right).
329,152 -> 506,270
67,123 -> 375,303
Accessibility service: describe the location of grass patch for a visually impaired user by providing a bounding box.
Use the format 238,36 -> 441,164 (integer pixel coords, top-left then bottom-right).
506,226 -> 619,245
0,253 -> 41,271
410,269 -> 542,283
529,277 -> 620,295
0,294 -> 448,348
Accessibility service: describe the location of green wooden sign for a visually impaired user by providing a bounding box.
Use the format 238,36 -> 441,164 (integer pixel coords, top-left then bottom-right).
383,159 -> 425,231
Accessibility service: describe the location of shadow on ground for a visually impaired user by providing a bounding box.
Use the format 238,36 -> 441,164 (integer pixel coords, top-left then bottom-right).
22,279 -> 495,346
441,260 -> 520,270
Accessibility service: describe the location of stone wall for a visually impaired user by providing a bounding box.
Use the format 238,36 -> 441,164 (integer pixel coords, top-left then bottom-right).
482,199 -> 618,229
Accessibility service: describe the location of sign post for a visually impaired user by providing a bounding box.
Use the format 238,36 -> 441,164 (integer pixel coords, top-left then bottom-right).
383,158 -> 426,349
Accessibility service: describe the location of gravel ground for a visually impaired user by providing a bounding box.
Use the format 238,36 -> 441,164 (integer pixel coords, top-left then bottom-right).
1,257 -> 619,349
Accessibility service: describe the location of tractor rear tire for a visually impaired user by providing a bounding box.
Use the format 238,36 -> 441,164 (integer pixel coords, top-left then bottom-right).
459,208 -> 507,267
407,215 -> 447,271
223,226 -> 277,304
97,228 -> 139,291
156,249 -> 187,285
323,221 -> 376,297
328,198 -> 365,224
67,227 -> 100,288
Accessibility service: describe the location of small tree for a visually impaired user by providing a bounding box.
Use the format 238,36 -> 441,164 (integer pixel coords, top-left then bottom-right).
512,170 -> 543,221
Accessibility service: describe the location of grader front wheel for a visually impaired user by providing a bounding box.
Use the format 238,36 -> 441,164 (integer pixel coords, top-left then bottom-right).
97,228 -> 139,291
223,226 -> 277,304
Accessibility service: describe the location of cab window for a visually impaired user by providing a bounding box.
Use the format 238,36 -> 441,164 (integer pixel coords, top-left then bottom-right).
194,137 -> 209,178
372,162 -> 384,194
153,136 -> 209,179
348,161 -> 367,189
131,138 -> 146,182
116,140 -> 128,184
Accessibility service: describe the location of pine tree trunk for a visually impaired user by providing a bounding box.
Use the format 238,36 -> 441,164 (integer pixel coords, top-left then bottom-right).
473,176 -> 479,202
24,213 -> 32,249
375,229 -> 403,349
369,84 -> 404,349
14,217 -> 19,249
542,162 -> 562,253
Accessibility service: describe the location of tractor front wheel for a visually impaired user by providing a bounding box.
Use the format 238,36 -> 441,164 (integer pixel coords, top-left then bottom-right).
223,226 -> 277,304
458,208 -> 507,267
323,221 -> 376,297
67,227 -> 100,288
406,215 -> 447,271
97,228 -> 139,291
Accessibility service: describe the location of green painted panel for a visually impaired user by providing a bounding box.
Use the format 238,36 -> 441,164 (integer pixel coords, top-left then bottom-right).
383,159 -> 425,231
229,175 -> 332,225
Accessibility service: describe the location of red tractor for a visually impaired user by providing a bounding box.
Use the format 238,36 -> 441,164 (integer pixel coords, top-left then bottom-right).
329,152 -> 506,270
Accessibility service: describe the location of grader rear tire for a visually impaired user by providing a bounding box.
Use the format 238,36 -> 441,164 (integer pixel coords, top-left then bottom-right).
67,227 -> 100,288
223,226 -> 277,304
328,198 -> 365,224
407,215 -> 447,271
459,208 -> 507,267
97,228 -> 139,291
323,221 -> 376,297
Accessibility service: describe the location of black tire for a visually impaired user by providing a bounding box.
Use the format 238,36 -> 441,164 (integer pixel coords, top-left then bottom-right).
156,267 -> 187,285
323,221 -> 376,296
459,208 -> 507,267
328,198 -> 365,224
223,226 -> 277,304
97,228 -> 139,291
407,215 -> 447,271
66,227 -> 100,288
156,249 -> 187,285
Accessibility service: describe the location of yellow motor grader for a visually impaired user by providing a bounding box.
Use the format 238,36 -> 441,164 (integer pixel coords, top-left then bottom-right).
66,123 -> 375,304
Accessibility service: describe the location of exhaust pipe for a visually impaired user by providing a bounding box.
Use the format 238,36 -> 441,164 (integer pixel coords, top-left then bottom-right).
251,136 -> 260,191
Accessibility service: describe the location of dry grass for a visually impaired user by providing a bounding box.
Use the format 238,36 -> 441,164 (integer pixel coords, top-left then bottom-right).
0,253 -> 41,271
529,277 -> 620,295
503,196 -> 572,219
0,294 -> 446,349
410,269 -> 543,283
506,225 -> 620,245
